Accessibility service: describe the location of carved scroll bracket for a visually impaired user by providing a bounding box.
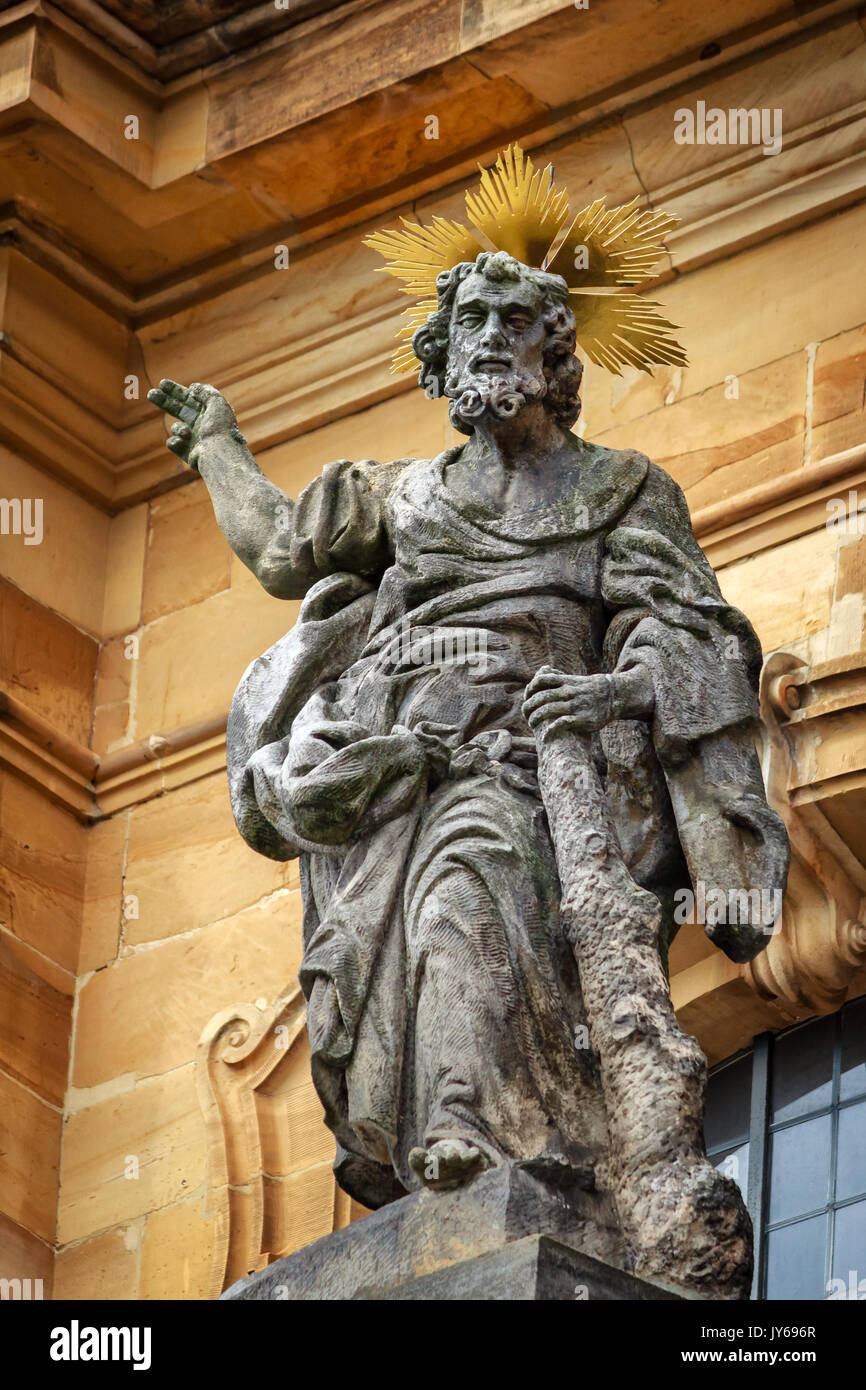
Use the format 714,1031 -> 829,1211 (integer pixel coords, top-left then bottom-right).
746,650 -> 866,1014
196,983 -> 352,1298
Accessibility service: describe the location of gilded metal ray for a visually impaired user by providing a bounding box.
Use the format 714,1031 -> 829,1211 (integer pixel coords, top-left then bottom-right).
364,218 -> 484,298
548,198 -> 679,289
464,143 -> 570,267
365,143 -> 687,377
570,292 -> 688,375
392,298 -> 438,375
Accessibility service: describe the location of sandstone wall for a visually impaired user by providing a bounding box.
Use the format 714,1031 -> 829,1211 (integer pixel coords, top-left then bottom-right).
2,2 -> 865,1299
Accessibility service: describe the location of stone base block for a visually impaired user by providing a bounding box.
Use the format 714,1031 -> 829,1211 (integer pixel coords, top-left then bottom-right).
221,1159 -> 669,1301
356,1233 -> 683,1300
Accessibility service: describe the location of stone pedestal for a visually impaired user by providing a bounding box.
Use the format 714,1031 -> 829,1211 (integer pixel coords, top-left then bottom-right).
221,1161 -> 686,1301
358,1234 -> 686,1300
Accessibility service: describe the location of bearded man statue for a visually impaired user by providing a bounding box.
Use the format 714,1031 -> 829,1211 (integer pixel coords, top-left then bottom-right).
149,243 -> 788,1300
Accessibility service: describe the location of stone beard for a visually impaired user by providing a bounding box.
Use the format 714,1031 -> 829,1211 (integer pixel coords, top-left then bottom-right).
444,361 -> 546,431
148,249 -> 789,1300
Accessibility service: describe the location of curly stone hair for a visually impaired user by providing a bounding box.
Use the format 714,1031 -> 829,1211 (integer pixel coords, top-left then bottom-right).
411,251 -> 583,430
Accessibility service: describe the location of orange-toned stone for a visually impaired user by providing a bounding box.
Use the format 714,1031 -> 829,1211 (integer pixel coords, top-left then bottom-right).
0,1209 -> 54,1294
812,325 -> 866,463
102,505 -> 147,639
53,1225 -> 141,1300
79,812 -> 127,975
0,1067 -> 61,1243
0,928 -> 73,1106
593,353 -> 807,511
131,581 -> 299,739
0,778 -> 86,973
264,1160 -> 337,1260
58,1065 -> 207,1244
142,482 -> 232,625
139,1197 -> 216,1300
123,772 -> 297,946
73,889 -> 303,1088
717,525 -> 837,654
0,577 -> 97,746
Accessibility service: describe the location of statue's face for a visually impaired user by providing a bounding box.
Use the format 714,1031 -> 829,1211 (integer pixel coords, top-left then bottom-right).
444,267 -> 549,431
448,270 -> 547,381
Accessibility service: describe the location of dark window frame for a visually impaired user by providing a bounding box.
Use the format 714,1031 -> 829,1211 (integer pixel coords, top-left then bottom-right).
705,997 -> 866,1300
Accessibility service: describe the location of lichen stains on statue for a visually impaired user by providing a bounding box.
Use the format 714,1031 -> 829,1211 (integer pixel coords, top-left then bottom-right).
148,145 -> 788,1300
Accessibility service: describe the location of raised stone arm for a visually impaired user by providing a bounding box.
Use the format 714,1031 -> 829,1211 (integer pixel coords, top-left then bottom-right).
147,378 -> 300,598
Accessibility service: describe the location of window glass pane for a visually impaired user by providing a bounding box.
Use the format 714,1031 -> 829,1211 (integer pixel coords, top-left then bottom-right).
841,996 -> 866,1103
765,1214 -> 828,1300
836,1101 -> 866,1202
771,1014 -> 834,1123
768,1113 -> 831,1223
712,1142 -> 749,1204
830,1199 -> 866,1297
705,1053 -> 752,1150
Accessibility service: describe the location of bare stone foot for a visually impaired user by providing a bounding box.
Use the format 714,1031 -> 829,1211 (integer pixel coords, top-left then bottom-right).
409,1138 -> 488,1190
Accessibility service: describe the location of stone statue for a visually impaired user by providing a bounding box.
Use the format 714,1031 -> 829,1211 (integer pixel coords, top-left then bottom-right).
148,151 -> 788,1300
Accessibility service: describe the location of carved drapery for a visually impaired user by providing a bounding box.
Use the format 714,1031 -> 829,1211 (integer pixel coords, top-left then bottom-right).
195,650 -> 866,1294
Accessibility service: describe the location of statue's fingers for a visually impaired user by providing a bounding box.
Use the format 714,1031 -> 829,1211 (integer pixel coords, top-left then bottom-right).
166,436 -> 190,457
147,387 -> 178,415
160,378 -> 196,408
170,422 -> 191,438
524,668 -> 571,694
524,693 -> 583,723
148,380 -> 196,421
523,683 -> 581,716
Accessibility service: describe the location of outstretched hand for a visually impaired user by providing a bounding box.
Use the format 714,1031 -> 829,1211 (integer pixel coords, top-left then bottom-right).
147,378 -> 236,471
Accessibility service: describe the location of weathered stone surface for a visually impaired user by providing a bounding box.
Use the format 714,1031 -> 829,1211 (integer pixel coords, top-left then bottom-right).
73,890 -> 301,1087
356,1233 -> 684,1302
54,1225 -> 141,1301
152,224 -> 788,1298
222,1163 -> 628,1302
59,1065 -> 206,1244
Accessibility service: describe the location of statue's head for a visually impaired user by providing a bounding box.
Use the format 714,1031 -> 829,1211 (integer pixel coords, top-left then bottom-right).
412,251 -> 582,437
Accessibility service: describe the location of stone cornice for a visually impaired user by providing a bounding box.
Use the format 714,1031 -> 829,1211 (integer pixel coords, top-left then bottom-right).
694,444 -> 866,567
2,2 -> 865,509
0,689 -> 227,820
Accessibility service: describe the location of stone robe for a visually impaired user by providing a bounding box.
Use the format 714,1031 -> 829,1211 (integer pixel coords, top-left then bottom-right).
227,440 -> 787,1208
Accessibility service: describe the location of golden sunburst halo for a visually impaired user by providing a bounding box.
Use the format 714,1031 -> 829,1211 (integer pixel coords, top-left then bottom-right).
364,143 -> 686,378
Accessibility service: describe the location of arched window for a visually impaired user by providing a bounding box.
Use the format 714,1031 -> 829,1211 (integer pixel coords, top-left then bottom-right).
704,993 -> 866,1299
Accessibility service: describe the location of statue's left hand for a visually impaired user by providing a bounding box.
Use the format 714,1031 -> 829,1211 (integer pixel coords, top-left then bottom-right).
523,668 -> 614,737
523,664 -> 654,736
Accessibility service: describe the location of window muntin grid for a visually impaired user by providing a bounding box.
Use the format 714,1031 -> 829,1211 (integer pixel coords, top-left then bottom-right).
703,994 -> 866,1300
